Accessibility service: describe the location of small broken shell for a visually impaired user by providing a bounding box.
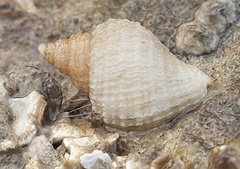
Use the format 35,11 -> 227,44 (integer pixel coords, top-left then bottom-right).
49,116 -> 119,168
39,19 -> 212,130
9,91 -> 47,146
80,150 -> 112,169
195,0 -> 237,33
175,20 -> 219,55
9,66 -> 62,123
176,0 -> 236,55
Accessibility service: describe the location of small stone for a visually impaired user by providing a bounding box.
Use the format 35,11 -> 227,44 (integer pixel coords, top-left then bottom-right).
208,132 -> 240,169
195,0 -> 237,33
150,153 -> 170,169
23,135 -> 62,169
80,150 -> 112,169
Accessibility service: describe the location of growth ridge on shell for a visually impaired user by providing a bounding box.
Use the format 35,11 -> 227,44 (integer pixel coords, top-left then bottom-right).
38,19 -> 212,130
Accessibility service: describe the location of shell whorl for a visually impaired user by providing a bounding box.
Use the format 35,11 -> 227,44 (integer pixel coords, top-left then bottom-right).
38,19 -> 212,130
38,33 -> 91,92
89,19 -> 212,130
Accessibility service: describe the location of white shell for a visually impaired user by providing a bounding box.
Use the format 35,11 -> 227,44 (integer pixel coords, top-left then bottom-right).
80,150 -> 112,169
39,19 -> 212,130
89,19 -> 212,130
9,91 -> 46,146
0,91 -> 46,151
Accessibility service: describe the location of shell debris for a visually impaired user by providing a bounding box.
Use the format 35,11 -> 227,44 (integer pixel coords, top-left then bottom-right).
9,91 -> 47,146
9,66 -> 62,123
80,150 -> 112,169
23,135 -> 62,169
49,115 -> 119,168
176,0 -> 237,55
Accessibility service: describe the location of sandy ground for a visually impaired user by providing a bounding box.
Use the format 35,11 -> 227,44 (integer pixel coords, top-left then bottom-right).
0,0 -> 239,168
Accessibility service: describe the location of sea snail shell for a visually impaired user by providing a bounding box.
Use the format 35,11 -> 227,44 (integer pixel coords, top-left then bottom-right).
38,19 -> 212,130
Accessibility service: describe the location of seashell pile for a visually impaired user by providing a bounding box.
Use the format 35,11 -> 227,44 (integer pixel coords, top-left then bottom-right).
38,19 -> 212,130
176,0 -> 237,55
0,66 -> 62,151
48,114 -> 119,168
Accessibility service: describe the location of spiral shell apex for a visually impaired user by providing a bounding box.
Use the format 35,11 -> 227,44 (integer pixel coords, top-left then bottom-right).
38,19 -> 212,130
38,33 -> 91,93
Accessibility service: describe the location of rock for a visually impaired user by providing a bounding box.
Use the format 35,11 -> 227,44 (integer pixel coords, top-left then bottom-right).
23,135 -> 63,169
176,0 -> 237,55
208,132 -> 240,169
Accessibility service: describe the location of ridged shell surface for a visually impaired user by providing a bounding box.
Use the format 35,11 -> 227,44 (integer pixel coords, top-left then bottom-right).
89,19 -> 212,130
39,33 -> 91,92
